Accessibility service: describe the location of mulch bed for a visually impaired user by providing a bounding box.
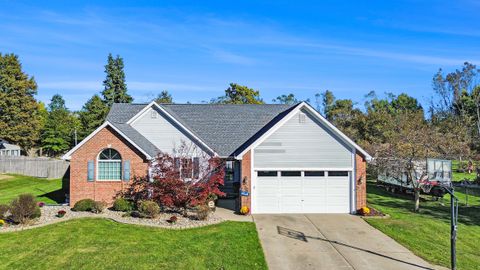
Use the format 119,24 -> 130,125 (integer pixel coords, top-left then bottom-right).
359,206 -> 388,218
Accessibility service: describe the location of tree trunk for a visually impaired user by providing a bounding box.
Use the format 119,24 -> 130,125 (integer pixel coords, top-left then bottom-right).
414,189 -> 420,212
476,101 -> 480,135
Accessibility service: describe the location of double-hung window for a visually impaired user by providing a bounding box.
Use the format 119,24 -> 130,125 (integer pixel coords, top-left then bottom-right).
175,157 -> 200,179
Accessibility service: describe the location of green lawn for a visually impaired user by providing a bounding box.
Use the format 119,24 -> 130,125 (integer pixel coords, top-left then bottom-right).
366,182 -> 480,270
0,174 -> 64,204
452,160 -> 477,181
0,218 -> 267,270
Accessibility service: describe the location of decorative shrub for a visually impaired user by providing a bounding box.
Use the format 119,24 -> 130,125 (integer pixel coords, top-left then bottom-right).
113,198 -> 134,212
57,210 -> 66,218
196,205 -> 210,220
72,199 -> 96,212
207,193 -> 218,201
38,202 -> 45,208
360,206 -> 371,216
0,219 -> 5,227
10,194 -> 41,224
240,206 -> 249,215
92,201 -> 107,214
122,147 -> 226,217
138,201 -> 160,218
168,215 -> 178,224
0,204 -> 9,219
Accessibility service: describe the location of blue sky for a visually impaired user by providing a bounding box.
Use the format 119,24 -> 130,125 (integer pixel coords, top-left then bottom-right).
1,0 -> 479,110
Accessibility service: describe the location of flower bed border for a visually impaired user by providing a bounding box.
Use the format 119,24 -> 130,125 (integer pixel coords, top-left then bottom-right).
0,206 -> 224,233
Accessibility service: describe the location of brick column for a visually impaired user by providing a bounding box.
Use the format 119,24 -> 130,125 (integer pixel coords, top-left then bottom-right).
355,152 -> 367,211
240,150 -> 252,212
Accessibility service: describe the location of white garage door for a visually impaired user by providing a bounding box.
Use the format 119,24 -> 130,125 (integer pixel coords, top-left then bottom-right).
254,171 -> 351,214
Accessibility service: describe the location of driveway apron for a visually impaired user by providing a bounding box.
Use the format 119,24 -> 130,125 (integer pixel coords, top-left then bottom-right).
254,214 -> 439,270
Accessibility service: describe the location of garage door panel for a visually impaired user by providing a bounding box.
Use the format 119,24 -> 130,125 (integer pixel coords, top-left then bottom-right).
256,198 -> 280,213
255,172 -> 351,213
281,196 -> 303,213
256,178 -> 279,195
303,177 -> 325,195
280,177 -> 302,196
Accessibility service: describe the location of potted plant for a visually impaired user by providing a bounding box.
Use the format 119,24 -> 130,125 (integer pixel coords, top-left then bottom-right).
57,210 -> 66,218
359,206 -> 370,216
240,206 -> 249,215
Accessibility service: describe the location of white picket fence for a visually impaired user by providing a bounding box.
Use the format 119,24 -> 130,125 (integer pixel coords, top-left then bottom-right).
0,156 -> 69,179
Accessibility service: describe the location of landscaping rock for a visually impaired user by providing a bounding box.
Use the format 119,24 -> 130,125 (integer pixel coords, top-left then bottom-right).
0,206 -> 224,232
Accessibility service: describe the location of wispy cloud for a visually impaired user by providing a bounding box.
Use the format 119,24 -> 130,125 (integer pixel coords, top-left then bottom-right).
8,6 -> 473,67
128,81 -> 218,92
38,80 -> 101,91
210,49 -> 257,65
38,80 -> 219,92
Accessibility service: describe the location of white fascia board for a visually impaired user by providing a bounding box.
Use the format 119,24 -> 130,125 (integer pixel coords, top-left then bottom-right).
126,101 -> 218,156
61,121 -> 152,160
126,101 -> 156,125
236,102 -> 372,161
62,121 -> 109,160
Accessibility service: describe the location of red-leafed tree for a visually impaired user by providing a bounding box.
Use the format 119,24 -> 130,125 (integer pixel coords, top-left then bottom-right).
122,142 -> 225,216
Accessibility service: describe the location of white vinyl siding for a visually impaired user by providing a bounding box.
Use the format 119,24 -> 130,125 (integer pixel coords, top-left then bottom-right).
131,107 -> 207,154
254,109 -> 353,169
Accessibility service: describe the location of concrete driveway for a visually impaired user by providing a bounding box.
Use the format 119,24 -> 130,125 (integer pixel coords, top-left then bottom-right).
254,214 -> 442,270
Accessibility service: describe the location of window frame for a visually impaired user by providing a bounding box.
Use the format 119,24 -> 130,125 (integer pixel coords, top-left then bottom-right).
328,171 -> 349,177
257,171 -> 278,177
96,148 -> 122,181
280,171 -> 302,177
304,171 -> 325,177
176,156 -> 201,180
224,160 -> 235,182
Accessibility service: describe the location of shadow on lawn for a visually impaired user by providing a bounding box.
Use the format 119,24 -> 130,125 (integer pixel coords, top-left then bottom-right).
367,183 -> 480,226
36,188 -> 65,204
277,226 -> 434,270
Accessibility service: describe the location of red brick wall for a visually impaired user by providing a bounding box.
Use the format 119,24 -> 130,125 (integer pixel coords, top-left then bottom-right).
69,126 -> 149,205
240,150 -> 252,211
355,151 -> 367,210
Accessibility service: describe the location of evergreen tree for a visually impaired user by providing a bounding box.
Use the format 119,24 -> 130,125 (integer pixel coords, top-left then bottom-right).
212,83 -> 264,104
0,53 -> 41,151
101,53 -> 132,107
41,94 -> 77,156
155,90 -> 173,104
273,93 -> 306,105
320,90 -> 335,119
48,94 -> 67,111
78,94 -> 108,139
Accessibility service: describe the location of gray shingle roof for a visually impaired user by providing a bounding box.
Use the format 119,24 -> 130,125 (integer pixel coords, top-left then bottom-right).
106,103 -> 148,123
161,104 -> 297,156
106,103 -> 298,157
111,123 -> 160,158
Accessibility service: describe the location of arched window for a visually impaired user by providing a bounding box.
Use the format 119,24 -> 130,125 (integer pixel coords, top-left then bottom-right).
97,148 -> 122,180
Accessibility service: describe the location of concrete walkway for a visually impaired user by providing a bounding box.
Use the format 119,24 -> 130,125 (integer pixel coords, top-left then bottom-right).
215,207 -> 253,222
254,214 -> 444,270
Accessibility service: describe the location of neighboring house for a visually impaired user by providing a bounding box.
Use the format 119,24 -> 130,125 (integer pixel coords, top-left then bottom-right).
0,138 -> 21,156
62,101 -> 371,214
